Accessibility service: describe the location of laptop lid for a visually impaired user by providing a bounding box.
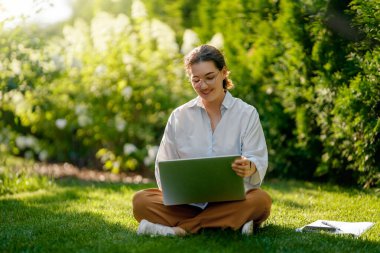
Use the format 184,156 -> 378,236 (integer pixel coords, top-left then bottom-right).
158,155 -> 245,206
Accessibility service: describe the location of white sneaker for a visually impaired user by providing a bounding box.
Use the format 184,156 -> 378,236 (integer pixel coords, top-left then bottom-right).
137,219 -> 176,236
241,220 -> 254,235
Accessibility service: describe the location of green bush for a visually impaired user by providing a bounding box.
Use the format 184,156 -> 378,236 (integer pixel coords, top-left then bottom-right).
0,1 -> 193,172
174,0 -> 379,187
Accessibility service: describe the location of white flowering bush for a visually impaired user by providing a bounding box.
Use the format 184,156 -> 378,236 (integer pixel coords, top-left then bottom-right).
0,1 -> 194,172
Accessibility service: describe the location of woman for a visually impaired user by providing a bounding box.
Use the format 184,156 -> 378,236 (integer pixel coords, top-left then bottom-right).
132,44 -> 272,236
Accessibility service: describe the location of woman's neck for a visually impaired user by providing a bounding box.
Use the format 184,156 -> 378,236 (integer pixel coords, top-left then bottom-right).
202,92 -> 226,112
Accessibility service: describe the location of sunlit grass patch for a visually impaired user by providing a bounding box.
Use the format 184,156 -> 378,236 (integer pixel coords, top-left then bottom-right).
0,156 -> 52,195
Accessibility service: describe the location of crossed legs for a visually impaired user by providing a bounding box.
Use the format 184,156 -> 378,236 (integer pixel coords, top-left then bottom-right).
132,188 -> 272,234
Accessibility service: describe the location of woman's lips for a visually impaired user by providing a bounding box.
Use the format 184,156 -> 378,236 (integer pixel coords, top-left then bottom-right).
200,89 -> 212,96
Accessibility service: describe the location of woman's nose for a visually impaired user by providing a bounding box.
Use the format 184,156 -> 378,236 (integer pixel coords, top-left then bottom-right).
200,81 -> 208,90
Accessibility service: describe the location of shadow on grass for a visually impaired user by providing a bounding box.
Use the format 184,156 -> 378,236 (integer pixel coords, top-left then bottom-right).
187,225 -> 380,253
0,196 -> 136,252
1,178 -> 379,253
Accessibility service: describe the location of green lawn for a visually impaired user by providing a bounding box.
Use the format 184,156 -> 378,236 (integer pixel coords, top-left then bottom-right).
1,178 -> 379,253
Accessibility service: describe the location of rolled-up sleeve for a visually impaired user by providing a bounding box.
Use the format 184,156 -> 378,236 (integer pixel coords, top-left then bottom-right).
242,109 -> 268,189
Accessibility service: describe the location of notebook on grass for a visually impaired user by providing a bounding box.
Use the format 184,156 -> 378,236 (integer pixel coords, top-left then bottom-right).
158,155 -> 245,206
296,220 -> 375,237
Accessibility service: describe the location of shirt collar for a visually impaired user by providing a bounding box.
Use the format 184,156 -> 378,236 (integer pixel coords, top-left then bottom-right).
189,91 -> 234,109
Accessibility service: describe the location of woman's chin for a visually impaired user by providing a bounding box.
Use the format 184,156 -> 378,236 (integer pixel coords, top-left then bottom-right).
199,94 -> 213,102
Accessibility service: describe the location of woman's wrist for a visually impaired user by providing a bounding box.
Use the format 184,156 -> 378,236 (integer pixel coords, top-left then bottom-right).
249,160 -> 257,174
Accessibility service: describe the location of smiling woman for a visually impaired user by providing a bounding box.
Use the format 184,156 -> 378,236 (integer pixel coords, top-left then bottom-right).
132,45 -> 272,237
0,0 -> 72,28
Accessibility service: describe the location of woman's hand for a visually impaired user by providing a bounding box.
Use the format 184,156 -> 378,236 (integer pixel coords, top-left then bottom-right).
232,156 -> 256,178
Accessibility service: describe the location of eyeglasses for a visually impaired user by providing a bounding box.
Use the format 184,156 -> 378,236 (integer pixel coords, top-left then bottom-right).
190,71 -> 220,88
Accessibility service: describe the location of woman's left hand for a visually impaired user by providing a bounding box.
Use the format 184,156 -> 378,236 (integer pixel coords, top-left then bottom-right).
232,156 -> 257,178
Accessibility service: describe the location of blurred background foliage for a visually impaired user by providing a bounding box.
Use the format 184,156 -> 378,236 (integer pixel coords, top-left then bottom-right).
0,0 -> 378,188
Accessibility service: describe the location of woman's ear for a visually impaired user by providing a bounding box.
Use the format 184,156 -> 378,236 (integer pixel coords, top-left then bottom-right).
222,67 -> 228,79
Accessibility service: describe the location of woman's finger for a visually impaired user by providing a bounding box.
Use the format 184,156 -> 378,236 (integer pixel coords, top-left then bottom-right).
232,161 -> 250,169
232,167 -> 252,178
234,159 -> 248,166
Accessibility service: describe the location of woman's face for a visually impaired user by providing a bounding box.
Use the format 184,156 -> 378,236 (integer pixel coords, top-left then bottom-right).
188,61 -> 227,105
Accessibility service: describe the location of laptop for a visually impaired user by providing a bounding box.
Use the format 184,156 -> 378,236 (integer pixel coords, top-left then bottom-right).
158,155 -> 245,206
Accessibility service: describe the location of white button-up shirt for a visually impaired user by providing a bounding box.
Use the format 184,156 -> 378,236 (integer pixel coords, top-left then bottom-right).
155,91 -> 268,192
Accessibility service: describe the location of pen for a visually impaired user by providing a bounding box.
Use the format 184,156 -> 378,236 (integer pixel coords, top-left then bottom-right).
321,221 -> 342,231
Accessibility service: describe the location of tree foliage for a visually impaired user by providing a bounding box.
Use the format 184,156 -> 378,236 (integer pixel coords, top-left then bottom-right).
180,0 -> 379,187
0,0 -> 378,187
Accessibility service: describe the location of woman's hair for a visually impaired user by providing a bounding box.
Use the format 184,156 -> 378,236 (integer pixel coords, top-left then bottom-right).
184,44 -> 234,90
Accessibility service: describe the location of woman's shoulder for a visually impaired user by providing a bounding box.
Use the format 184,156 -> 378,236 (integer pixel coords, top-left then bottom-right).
166,98 -> 198,121
172,97 -> 199,114
230,95 -> 258,114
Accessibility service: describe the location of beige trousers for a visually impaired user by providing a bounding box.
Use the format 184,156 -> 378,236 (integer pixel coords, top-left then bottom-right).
132,188 -> 272,234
